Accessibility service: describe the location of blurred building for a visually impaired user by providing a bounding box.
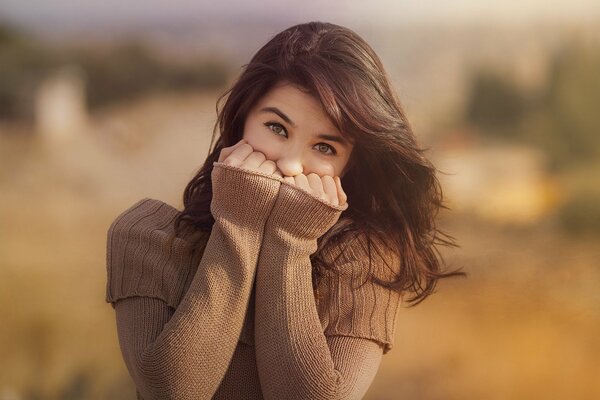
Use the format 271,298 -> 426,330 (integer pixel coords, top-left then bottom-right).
34,65 -> 88,145
432,129 -> 562,225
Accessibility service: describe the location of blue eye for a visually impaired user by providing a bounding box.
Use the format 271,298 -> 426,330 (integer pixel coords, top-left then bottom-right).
263,121 -> 338,156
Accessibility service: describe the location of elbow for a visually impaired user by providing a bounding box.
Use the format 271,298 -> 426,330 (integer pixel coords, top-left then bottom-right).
263,372 -> 345,400
127,353 -> 211,400
125,360 -> 176,400
130,370 -> 206,400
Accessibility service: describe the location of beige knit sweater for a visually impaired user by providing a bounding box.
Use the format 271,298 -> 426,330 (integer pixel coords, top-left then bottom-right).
105,161 -> 403,400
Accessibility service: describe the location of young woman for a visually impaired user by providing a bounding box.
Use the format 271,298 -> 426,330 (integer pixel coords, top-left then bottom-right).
105,21 -> 465,399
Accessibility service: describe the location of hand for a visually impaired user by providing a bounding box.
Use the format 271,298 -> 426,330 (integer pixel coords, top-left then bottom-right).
282,174 -> 347,207
210,138 -> 282,227
218,138 -> 283,179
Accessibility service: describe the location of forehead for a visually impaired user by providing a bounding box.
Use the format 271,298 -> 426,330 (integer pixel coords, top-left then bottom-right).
257,83 -> 318,109
253,83 -> 338,129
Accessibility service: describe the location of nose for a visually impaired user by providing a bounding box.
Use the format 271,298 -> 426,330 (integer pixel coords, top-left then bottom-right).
276,153 -> 304,177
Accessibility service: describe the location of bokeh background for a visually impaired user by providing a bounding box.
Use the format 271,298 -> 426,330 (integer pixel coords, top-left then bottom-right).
1,1 -> 599,399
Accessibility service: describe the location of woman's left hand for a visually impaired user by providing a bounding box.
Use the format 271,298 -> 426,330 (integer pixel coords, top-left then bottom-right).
282,173 -> 347,207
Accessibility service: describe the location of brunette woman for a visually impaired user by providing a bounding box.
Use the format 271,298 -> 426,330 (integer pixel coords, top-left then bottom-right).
106,21 -> 465,400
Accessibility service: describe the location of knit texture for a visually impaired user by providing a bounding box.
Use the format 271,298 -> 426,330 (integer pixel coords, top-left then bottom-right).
106,161 -> 403,399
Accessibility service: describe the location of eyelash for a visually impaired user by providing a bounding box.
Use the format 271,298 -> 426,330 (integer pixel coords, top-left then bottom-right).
263,121 -> 338,156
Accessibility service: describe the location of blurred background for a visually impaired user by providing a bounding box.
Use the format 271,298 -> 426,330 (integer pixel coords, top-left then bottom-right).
1,1 -> 599,399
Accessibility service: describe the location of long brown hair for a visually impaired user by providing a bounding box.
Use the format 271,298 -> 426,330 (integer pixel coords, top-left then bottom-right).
173,21 -> 466,307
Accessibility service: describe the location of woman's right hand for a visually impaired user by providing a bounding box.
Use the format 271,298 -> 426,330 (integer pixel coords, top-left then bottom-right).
218,138 -> 283,179
210,138 -> 283,228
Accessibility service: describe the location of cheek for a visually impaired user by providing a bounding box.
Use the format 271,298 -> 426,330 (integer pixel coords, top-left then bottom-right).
242,119 -> 263,148
310,161 -> 338,177
242,118 -> 256,142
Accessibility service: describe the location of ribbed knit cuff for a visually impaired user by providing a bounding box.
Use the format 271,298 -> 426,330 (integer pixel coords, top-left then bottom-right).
210,161 -> 282,227
266,180 -> 349,240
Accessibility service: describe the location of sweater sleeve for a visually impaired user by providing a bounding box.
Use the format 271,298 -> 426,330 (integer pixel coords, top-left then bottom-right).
254,182 -> 402,400
316,232 -> 403,355
105,161 -> 281,400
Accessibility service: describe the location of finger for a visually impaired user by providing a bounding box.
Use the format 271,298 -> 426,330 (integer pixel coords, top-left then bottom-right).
295,174 -> 311,192
218,138 -> 246,162
256,159 -> 273,174
321,175 -> 339,206
306,173 -> 325,200
257,160 -> 281,177
283,176 -> 295,184
240,151 -> 266,169
218,138 -> 245,162
224,143 -> 253,167
335,176 -> 347,206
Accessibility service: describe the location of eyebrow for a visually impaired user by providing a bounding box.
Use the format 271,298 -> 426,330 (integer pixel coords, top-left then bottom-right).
259,106 -> 349,147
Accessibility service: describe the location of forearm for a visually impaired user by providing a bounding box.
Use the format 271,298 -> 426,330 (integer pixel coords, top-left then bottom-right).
254,229 -> 345,399
109,163 -> 279,400
118,216 -> 260,399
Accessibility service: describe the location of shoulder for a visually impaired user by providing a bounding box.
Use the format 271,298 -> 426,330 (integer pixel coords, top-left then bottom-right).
105,198 -> 205,310
108,197 -> 181,237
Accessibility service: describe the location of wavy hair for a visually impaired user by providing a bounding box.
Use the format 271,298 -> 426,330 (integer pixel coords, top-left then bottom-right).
173,21 -> 466,306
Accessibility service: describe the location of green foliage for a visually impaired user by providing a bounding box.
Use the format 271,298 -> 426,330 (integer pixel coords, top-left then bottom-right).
463,41 -> 600,233
0,24 -> 61,119
464,42 -> 600,171
64,42 -> 231,109
0,23 -> 232,121
535,44 -> 600,169
557,189 -> 600,235
465,69 -> 529,135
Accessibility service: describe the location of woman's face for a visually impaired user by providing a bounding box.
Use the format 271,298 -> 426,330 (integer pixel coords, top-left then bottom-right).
242,81 -> 354,179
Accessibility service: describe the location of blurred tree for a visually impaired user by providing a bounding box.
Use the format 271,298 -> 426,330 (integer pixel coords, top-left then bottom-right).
462,40 -> 600,234
532,43 -> 600,169
464,68 -> 529,136
0,23 -> 59,121
0,22 -> 232,124
66,41 -> 231,109
68,42 -> 168,108
558,188 -> 600,235
463,42 -> 600,171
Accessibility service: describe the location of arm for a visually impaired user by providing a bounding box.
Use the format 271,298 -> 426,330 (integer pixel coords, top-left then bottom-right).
113,297 -> 174,400
107,162 -> 280,400
254,182 -> 397,400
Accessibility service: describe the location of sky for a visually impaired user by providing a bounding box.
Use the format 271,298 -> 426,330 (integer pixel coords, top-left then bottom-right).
0,0 -> 598,32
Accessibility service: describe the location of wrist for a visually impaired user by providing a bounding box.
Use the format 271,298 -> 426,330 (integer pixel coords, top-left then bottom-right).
266,181 -> 348,240
210,162 -> 281,227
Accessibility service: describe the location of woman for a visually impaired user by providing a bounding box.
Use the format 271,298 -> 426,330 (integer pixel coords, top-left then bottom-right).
105,21 -> 466,399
